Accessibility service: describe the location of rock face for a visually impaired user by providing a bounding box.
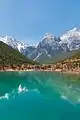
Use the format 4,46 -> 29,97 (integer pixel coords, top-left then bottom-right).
1,27 -> 80,63
60,27 -> 80,51
0,36 -> 36,58
0,36 -> 28,51
29,28 -> 80,63
28,33 -> 63,63
0,41 -> 36,66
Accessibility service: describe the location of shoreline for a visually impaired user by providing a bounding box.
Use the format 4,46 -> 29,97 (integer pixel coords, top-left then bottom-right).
0,64 -> 80,74
0,68 -> 80,74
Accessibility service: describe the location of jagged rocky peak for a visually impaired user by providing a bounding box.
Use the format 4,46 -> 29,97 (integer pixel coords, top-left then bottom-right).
66,27 -> 80,33
60,27 -> 80,51
70,27 -> 80,32
0,36 -> 20,49
42,33 -> 55,41
0,36 -> 20,44
67,27 -> 80,36
0,36 -> 28,51
60,27 -> 80,40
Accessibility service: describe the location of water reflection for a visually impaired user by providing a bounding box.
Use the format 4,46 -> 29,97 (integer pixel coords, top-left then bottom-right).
0,72 -> 80,104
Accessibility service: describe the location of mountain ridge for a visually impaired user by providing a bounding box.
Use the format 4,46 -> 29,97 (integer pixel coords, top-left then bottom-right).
0,41 -> 36,66
0,27 -> 80,63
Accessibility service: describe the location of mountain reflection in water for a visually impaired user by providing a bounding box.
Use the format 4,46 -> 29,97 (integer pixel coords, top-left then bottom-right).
0,71 -> 80,104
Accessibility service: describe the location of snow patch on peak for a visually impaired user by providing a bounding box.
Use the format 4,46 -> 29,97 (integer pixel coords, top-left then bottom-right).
70,27 -> 80,32
42,33 -> 54,41
60,27 -> 80,41
0,36 -> 28,52
60,27 -> 80,51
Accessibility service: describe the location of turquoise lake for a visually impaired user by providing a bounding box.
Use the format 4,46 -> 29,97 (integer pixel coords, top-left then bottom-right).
0,71 -> 80,120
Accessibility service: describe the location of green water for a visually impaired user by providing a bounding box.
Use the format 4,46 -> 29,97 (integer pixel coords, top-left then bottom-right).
0,72 -> 80,120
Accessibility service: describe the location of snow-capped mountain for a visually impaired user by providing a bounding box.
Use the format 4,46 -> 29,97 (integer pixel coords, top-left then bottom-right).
0,36 -> 37,59
0,36 -> 36,57
28,33 -> 63,63
29,28 -> 80,63
1,27 -> 80,63
0,36 -> 19,50
60,27 -> 80,51
0,36 -> 28,51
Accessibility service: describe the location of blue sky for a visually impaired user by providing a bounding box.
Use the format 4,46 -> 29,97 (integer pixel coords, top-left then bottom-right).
0,0 -> 80,45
